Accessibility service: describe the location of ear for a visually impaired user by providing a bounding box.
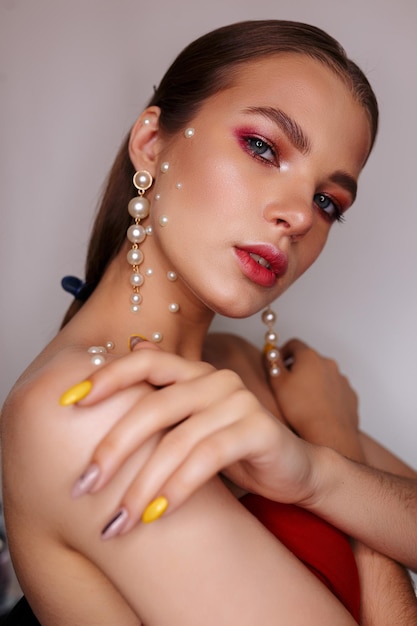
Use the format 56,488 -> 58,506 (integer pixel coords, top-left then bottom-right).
128,106 -> 163,177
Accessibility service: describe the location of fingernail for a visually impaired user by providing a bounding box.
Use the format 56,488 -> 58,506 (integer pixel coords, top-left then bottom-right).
71,463 -> 100,498
101,508 -> 129,540
142,496 -> 168,523
59,380 -> 93,406
129,335 -> 147,351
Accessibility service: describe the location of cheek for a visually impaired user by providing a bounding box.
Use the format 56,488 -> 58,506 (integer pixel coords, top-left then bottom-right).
296,226 -> 330,277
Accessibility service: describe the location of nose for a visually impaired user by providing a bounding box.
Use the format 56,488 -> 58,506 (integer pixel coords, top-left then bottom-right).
263,183 -> 314,239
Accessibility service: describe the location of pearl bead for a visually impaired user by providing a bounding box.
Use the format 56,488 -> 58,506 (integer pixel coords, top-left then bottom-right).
105,341 -> 115,350
145,225 -> 153,235
145,268 -> 153,277
176,182 -> 182,189
152,332 -> 163,343
87,346 -> 107,353
127,248 -> 143,265
167,271 -> 177,281
266,348 -> 280,362
127,224 -> 146,243
131,304 -> 140,313
270,365 -> 281,377
169,303 -> 179,313
155,194 -> 161,201
184,127 -> 195,138
142,118 -> 150,126
91,355 -> 106,366
265,330 -> 278,344
133,171 -> 152,191
130,293 -> 142,304
159,215 -> 169,227
262,309 -> 276,325
160,162 -> 169,173
128,196 -> 150,220
130,273 -> 144,287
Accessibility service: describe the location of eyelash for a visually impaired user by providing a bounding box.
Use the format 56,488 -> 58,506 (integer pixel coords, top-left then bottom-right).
241,134 -> 346,224
242,135 -> 278,165
314,193 -> 345,224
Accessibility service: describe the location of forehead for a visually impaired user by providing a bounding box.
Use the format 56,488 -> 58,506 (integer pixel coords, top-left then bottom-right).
223,54 -> 362,121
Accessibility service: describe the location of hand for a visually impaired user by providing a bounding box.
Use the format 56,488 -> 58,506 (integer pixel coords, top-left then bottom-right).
68,343 -> 319,535
267,339 -> 364,460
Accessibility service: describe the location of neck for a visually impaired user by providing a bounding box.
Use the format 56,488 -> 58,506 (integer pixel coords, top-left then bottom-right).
60,248 -> 215,360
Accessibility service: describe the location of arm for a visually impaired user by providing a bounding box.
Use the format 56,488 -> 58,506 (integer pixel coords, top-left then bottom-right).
1,349 -> 357,626
266,338 -> 417,623
66,343 -> 417,570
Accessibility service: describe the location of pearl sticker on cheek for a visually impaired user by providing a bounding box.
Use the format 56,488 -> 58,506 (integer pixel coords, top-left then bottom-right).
160,162 -> 170,173
159,215 -> 169,227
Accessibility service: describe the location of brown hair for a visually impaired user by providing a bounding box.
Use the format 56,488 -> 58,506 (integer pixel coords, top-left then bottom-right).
61,19 -> 378,327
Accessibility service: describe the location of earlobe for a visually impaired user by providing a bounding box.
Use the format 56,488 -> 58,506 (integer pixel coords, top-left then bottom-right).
129,106 -> 162,176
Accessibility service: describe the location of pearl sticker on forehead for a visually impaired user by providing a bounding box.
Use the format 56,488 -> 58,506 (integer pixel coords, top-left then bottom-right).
184,127 -> 195,138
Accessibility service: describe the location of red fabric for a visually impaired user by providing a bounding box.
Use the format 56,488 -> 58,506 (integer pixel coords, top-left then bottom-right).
240,494 -> 361,623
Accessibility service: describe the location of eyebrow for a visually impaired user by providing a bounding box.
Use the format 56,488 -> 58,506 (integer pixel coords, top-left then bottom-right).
243,106 -> 311,155
243,105 -> 358,202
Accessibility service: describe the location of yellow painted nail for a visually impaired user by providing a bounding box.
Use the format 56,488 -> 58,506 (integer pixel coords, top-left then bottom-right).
59,380 -> 93,406
128,335 -> 148,351
142,496 -> 168,523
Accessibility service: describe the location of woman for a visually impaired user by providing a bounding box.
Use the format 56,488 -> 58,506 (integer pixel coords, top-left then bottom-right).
1,20 -> 416,625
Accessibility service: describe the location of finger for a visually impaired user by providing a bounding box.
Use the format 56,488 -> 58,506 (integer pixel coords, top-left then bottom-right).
74,368 -> 244,491
117,396 -> 264,532
279,338 -> 311,363
112,388 -> 256,526
129,337 -> 161,353
76,349 -> 214,405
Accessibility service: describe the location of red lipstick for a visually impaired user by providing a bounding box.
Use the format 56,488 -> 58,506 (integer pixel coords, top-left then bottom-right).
234,244 -> 288,288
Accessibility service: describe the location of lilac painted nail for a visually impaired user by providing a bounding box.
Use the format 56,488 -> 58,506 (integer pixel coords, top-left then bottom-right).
101,508 -> 129,540
71,463 -> 100,498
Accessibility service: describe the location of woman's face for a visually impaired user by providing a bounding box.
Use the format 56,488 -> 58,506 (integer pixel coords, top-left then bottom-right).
146,53 -> 371,318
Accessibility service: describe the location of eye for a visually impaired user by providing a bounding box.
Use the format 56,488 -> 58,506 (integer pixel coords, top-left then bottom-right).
314,193 -> 345,224
244,136 -> 277,164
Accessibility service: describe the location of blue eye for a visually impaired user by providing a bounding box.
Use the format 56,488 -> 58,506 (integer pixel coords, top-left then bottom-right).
314,193 -> 345,223
245,137 -> 276,163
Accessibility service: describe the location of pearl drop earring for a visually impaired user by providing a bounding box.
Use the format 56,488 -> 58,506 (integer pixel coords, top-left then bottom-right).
262,306 -> 280,377
127,170 -> 153,313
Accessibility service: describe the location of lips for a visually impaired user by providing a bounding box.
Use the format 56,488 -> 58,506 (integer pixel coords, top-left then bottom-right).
234,244 -> 288,288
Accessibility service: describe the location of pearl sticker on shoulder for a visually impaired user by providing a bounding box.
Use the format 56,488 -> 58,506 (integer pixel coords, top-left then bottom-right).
87,342 -> 114,366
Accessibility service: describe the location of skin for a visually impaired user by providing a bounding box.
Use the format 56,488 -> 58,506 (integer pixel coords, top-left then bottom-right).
1,53 -> 416,625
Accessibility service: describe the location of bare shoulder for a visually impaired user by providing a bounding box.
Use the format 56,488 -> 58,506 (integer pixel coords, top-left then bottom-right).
0,342 -> 358,626
204,331 -> 263,369
1,346 -> 150,624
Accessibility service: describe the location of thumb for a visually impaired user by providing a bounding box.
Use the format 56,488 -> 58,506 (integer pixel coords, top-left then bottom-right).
129,335 -> 163,353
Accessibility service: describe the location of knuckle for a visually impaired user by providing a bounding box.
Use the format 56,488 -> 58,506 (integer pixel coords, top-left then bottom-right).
214,368 -> 244,389
95,432 -> 125,463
